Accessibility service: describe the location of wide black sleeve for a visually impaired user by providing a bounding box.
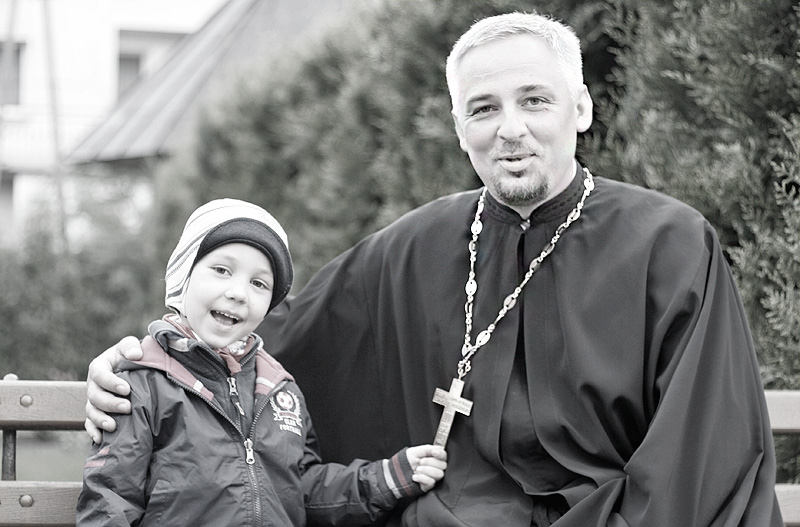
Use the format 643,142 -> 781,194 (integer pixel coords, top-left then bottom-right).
626,235 -> 780,525
562,226 -> 783,526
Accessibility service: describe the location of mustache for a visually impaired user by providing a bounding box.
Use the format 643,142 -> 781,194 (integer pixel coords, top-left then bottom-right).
492,141 -> 536,158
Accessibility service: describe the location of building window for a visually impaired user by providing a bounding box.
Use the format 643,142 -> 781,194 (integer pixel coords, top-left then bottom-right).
118,53 -> 141,98
0,42 -> 22,106
118,29 -> 187,100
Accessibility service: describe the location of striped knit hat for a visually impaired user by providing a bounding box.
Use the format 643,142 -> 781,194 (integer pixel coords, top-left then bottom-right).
165,199 -> 293,315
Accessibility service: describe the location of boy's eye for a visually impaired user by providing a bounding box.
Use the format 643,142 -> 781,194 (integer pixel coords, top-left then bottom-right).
212,266 -> 231,276
252,279 -> 269,290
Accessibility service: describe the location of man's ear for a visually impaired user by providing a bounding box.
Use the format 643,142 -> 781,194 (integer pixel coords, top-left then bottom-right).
452,111 -> 468,152
575,85 -> 593,133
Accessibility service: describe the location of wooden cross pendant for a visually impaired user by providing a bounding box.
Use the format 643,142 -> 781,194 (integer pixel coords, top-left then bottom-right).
432,378 -> 473,447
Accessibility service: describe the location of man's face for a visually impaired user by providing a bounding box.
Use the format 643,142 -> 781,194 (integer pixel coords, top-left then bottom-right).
451,34 -> 592,213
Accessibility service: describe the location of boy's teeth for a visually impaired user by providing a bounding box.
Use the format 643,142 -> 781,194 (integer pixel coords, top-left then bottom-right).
212,311 -> 239,325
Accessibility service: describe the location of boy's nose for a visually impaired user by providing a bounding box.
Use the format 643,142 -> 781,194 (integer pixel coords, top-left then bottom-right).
225,281 -> 248,303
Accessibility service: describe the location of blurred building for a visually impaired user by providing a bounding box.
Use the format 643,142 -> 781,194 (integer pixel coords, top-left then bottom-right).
0,0 -> 353,248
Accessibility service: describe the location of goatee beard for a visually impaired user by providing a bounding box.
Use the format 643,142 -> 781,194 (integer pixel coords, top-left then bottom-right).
491,176 -> 550,207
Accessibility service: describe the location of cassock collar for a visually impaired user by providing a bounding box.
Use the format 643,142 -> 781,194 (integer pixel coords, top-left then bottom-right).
483,162 -> 585,227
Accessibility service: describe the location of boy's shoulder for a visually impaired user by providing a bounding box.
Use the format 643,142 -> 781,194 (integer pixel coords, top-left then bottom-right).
254,346 -> 297,395
118,336 -> 217,401
116,337 -> 165,379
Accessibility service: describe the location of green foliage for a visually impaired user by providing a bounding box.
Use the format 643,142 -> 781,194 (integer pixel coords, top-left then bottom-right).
162,0 -> 615,287
585,0 -> 800,388
0,188 -> 161,380
583,0 -> 800,482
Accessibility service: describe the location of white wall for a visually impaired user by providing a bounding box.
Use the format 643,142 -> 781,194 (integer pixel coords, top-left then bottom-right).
0,0 -> 227,245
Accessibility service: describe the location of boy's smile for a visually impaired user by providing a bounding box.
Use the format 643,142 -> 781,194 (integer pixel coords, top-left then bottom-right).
211,310 -> 242,326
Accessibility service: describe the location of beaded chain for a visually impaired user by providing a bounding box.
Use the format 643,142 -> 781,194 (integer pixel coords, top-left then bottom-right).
457,169 -> 595,380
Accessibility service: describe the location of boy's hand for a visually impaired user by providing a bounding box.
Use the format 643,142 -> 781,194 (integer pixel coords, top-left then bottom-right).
405,444 -> 447,492
84,336 -> 143,443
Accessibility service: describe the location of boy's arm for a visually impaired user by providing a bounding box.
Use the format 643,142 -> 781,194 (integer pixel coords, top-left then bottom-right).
77,371 -> 153,526
300,411 -> 447,526
84,336 -> 143,443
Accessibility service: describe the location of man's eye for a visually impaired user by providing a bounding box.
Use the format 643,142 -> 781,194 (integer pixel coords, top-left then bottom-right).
469,105 -> 494,116
523,97 -> 545,107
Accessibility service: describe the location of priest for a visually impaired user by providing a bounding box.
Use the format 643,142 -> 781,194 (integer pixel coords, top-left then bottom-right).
84,12 -> 783,527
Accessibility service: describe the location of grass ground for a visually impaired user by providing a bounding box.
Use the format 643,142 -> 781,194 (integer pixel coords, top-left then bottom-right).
10,430 -> 90,481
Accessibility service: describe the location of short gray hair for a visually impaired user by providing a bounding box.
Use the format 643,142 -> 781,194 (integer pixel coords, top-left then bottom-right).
446,12 -> 584,111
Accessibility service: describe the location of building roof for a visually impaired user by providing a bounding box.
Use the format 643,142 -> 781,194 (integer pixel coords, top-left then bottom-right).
67,0 -> 349,166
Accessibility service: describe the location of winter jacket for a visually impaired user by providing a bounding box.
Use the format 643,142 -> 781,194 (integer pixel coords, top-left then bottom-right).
77,325 -> 422,526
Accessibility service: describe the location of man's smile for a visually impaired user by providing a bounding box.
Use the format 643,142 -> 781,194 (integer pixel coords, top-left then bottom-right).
496,152 -> 535,172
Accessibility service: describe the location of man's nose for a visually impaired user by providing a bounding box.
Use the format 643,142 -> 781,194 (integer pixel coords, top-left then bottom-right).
497,108 -> 528,140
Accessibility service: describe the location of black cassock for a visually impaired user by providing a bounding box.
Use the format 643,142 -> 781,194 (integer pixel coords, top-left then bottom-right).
261,166 -> 783,526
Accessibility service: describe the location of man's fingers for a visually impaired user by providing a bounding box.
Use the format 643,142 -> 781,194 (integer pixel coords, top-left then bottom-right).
89,362 -> 131,398
87,336 -> 142,398
86,374 -> 130,414
83,337 -> 142,442
412,451 -> 447,492
117,335 -> 143,361
84,417 -> 103,444
406,444 -> 447,466
84,399 -> 116,434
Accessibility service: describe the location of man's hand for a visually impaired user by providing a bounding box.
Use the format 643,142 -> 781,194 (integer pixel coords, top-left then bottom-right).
405,445 -> 447,492
84,336 -> 143,443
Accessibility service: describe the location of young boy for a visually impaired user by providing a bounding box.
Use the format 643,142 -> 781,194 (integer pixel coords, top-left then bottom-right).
76,199 -> 446,526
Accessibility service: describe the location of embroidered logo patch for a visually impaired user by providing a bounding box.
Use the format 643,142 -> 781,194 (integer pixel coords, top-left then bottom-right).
270,389 -> 302,436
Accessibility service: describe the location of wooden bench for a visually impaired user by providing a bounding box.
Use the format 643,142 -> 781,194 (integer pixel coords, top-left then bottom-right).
1,380 -> 85,527
1,380 -> 798,526
770,390 -> 800,525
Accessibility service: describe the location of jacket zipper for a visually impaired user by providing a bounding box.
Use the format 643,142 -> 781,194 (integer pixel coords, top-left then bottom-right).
228,376 -> 247,432
166,375 -> 265,526
239,379 -> 288,525
193,346 -> 270,525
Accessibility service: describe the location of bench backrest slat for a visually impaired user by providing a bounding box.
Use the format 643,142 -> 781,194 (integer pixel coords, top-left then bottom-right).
0,481 -> 81,526
766,390 -> 800,434
0,381 -> 86,430
0,383 -> 797,526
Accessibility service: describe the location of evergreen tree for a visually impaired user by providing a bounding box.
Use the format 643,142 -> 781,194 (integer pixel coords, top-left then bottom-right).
0,192 -> 157,379
586,0 -> 800,388
584,0 -> 800,482
165,0 -> 613,287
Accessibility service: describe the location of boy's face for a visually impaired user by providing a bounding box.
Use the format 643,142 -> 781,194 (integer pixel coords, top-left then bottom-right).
181,243 -> 274,349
